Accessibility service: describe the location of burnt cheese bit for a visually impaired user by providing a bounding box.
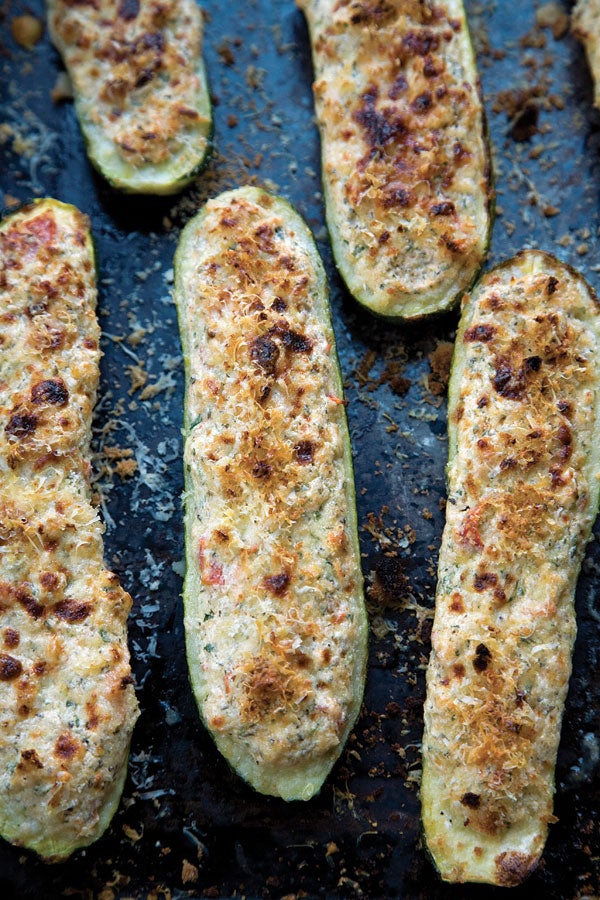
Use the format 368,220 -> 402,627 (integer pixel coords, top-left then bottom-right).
460,792 -> 481,809
473,572 -> 498,592
431,201 -> 456,216
252,460 -> 272,479
546,276 -> 559,295
262,572 -> 291,596
249,335 -> 280,376
0,652 -> 23,681
402,29 -> 440,56
16,587 -> 45,620
3,628 -> 19,647
117,0 -> 140,20
31,378 -> 69,406
353,84 -> 407,150
53,598 -> 92,623
53,732 -> 79,761
5,413 -> 38,438
294,440 -> 315,465
473,643 -> 492,672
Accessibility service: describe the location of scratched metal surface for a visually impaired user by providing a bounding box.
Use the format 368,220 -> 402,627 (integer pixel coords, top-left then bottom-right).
0,1 -> 599,897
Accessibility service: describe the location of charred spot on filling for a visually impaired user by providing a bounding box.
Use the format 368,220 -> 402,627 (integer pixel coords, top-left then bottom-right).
449,592 -> 464,612
3,627 -> 19,648
411,91 -> 433,114
31,378 -> 69,406
40,571 -> 60,591
262,572 -> 290,596
18,748 -> 43,770
431,201 -> 455,216
382,184 -> 411,208
271,297 -> 287,313
477,396 -> 489,408
557,399 -> 573,417
557,423 -> 573,461
279,328 -> 313,354
353,84 -> 407,150
5,413 -> 38,438
388,73 -> 408,100
464,323 -> 496,343
16,587 -> 45,620
349,0 -> 396,25
452,663 -> 466,678
474,571 -> 498,592
524,355 -> 542,373
402,29 -> 440,57
294,440 -> 315,465
546,276 -> 559,295
460,791 -> 481,809
492,355 -> 534,401
252,460 -> 272,479
249,335 -> 280,376
54,732 -> 79,761
473,642 -> 492,672
0,652 -> 22,680
117,0 -> 140,19
54,598 -> 92,623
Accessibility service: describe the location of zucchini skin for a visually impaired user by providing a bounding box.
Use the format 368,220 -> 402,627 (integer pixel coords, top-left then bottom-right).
174,186 -> 368,800
572,0 -> 600,109
47,0 -> 212,195
297,0 -> 492,320
421,251 -> 600,884
0,199 -> 139,860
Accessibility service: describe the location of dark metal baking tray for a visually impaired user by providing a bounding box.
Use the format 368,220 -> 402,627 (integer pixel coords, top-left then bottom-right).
1,0 -> 599,896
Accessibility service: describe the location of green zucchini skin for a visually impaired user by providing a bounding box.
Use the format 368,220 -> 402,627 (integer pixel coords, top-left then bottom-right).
297,0 -> 493,320
0,198 -> 138,860
47,0 -> 212,195
174,186 -> 368,800
422,250 -> 600,884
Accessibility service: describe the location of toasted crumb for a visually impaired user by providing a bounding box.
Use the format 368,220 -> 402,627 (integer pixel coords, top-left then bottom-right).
11,15 -> 43,50
181,858 -> 199,884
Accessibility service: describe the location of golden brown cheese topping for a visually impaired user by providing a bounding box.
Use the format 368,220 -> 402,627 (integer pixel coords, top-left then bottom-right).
0,200 -> 138,860
47,0 -> 211,192
176,187 -> 368,799
422,252 -> 600,885
297,0 -> 491,318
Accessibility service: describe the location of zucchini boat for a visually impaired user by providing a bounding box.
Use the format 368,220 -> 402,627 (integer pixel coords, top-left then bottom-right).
297,0 -> 492,320
572,0 -> 600,108
47,0 -> 212,195
174,186 -> 368,800
421,251 -> 600,885
0,199 -> 139,860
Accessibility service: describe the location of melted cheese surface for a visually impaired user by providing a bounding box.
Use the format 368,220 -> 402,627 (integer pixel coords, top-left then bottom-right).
298,0 -> 490,317
0,201 -> 138,859
176,187 -> 367,799
422,252 -> 600,885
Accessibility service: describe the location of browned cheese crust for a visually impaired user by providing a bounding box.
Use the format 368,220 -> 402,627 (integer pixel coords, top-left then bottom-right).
0,200 -> 138,860
47,0 -> 211,192
176,187 -> 368,799
421,252 -> 600,885
297,0 -> 491,318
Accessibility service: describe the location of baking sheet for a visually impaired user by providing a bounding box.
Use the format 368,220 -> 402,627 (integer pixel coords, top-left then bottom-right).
1,1 -> 600,897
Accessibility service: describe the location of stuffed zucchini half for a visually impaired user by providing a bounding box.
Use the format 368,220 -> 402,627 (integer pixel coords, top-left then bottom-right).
422,251 -> 600,885
0,199 -> 139,860
297,0 -> 492,320
174,186 -> 368,800
47,0 -> 212,195
573,0 -> 600,108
